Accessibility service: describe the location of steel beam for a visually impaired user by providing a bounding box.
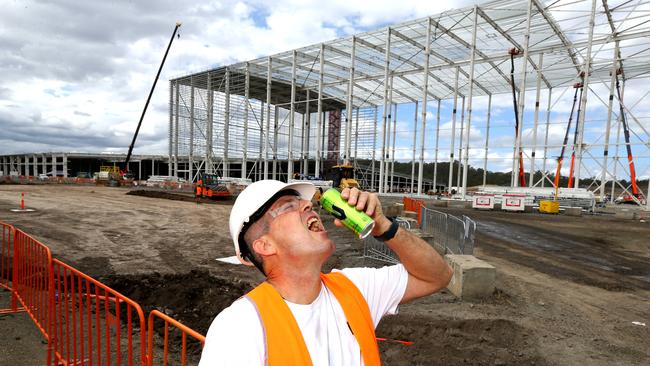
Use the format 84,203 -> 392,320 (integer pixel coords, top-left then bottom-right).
224,68 -> 230,178
512,0 -> 532,187
483,94 -> 492,187
242,63 -> 250,179
433,99 -> 441,189
462,5 -> 478,199
574,0 -> 598,188
529,53 -> 544,186
264,57 -> 271,178
316,44 -> 324,178
449,67 -> 460,193
379,28 -> 391,194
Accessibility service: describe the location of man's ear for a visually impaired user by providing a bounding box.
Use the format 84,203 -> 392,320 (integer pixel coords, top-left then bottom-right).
252,236 -> 276,258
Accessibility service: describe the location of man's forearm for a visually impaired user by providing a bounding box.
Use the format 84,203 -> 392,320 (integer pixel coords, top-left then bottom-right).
386,226 -> 451,284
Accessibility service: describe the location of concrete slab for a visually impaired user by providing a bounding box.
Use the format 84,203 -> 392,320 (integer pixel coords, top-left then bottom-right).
383,203 -> 404,217
444,255 -> 495,300
615,210 -> 637,220
403,210 -> 418,220
447,200 -> 469,209
432,200 -> 448,208
564,207 -> 582,217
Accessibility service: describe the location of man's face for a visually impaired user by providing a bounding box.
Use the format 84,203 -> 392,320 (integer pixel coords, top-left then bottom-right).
263,194 -> 335,264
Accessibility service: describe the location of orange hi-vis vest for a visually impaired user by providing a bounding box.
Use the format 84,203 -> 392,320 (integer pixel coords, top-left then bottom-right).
245,272 -> 381,366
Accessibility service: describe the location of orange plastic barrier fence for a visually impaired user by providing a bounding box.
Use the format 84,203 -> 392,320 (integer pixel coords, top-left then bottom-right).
0,222 -> 13,291
12,229 -> 55,363
0,222 -> 20,314
51,258 -> 147,366
147,310 -> 205,366
1,222 -> 207,366
403,197 -> 425,225
12,229 -> 55,339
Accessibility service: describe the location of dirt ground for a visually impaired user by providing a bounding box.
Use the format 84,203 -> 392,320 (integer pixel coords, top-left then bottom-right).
0,184 -> 648,365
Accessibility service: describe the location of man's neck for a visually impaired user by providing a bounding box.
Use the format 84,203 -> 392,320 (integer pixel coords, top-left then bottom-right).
266,266 -> 323,304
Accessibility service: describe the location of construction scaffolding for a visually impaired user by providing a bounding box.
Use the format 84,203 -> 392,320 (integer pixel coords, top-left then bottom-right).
169,0 -> 650,205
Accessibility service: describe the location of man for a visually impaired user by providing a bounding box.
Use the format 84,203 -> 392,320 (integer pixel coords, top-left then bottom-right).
200,180 -> 452,365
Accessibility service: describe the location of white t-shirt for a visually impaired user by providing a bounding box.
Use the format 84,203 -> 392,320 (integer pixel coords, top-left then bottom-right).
199,264 -> 408,366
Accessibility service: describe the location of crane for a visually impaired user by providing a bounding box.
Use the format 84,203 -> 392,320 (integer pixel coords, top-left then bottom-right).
123,22 -> 182,178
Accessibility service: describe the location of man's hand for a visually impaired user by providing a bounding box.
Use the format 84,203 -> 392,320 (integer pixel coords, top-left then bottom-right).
336,187 -> 392,236
337,188 -> 453,304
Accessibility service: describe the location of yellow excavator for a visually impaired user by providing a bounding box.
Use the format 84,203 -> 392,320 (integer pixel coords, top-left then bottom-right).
329,165 -> 359,190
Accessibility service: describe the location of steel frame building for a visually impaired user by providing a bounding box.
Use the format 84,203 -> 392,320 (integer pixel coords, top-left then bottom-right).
169,0 -> 650,203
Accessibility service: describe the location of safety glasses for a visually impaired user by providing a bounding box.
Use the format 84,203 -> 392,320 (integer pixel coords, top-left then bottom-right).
266,195 -> 302,218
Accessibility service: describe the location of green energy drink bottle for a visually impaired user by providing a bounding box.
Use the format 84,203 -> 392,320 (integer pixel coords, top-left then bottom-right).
320,188 -> 375,238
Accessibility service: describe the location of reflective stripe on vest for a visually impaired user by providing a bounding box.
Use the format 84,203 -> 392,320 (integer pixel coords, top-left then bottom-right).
245,272 -> 381,366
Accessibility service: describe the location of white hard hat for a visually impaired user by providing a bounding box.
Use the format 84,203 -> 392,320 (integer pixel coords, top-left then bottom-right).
229,179 -> 316,266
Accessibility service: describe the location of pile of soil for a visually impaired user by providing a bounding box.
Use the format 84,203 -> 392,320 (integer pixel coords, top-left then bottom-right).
103,270 -> 252,363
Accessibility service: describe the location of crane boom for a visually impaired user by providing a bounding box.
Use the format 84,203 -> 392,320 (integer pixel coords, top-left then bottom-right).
124,22 -> 182,171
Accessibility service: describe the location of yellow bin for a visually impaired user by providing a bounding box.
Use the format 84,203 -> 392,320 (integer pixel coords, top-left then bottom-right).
539,200 -> 560,214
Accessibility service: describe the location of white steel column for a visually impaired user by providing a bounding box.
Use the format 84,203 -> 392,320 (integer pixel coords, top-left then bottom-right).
529,53 -> 544,186
299,113 -> 305,175
62,154 -> 67,178
174,81 -> 179,177
303,90 -> 311,176
611,94 -> 622,202
264,57 -> 272,179
273,106 -> 279,180
353,108 -> 359,166
242,63 -> 250,179
390,103 -> 397,191
449,67 -> 460,193
371,106 -> 378,191
418,15 -> 433,195
258,101 -> 264,180
223,68 -> 230,178
344,36 -> 356,166
457,96 -> 465,191
316,44 -> 324,178
385,81 -> 394,192
541,88 -> 552,187
288,50 -> 297,181
512,0 -> 533,187
411,101 -> 419,194
461,6 -> 478,199
189,77 -> 195,181
433,100 -> 441,189
168,81 -> 173,175
600,46 -> 618,199
379,28 -> 391,194
273,105 -> 280,179
483,94 -> 493,187
207,73 -> 214,174
573,0 -> 598,188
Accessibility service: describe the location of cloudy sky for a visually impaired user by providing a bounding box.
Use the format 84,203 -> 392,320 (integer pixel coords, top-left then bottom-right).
1,0 -> 648,178
0,0 -> 474,155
